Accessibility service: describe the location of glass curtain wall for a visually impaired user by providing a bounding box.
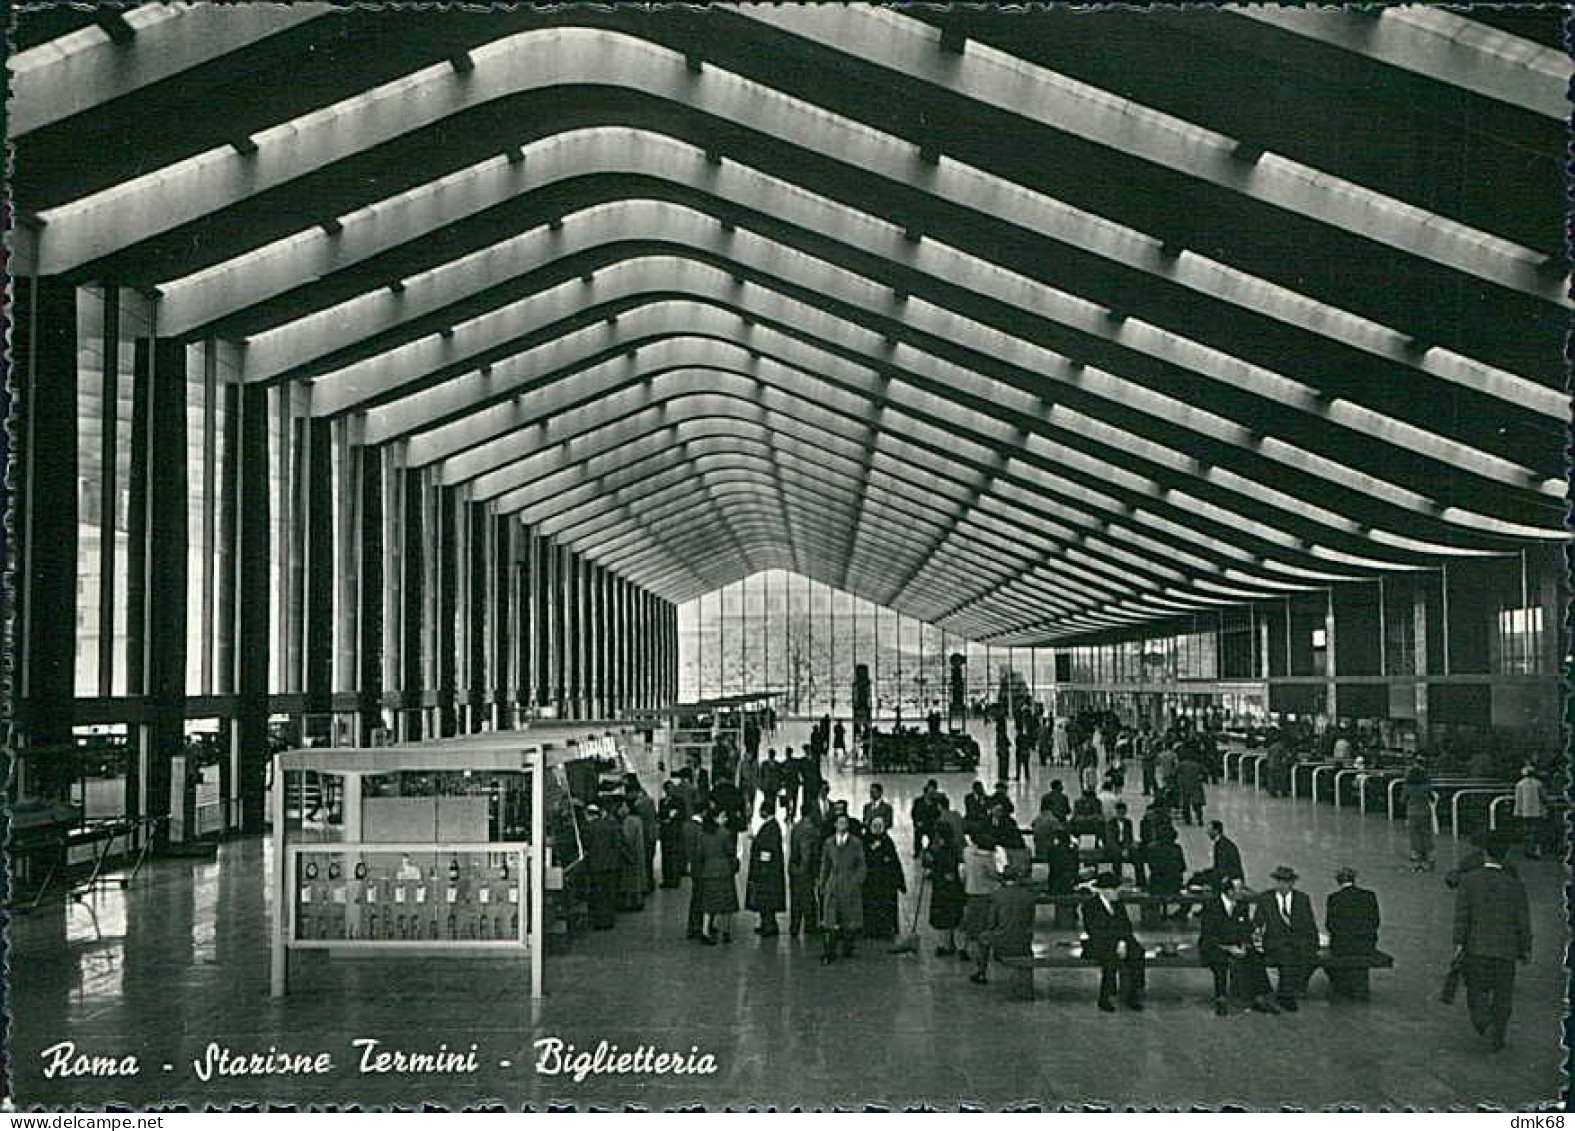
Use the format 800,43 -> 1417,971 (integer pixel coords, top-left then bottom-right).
675,569 -> 1060,719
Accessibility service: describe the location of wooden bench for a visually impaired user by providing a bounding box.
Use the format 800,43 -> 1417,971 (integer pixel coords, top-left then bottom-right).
997,945 -> 1394,1001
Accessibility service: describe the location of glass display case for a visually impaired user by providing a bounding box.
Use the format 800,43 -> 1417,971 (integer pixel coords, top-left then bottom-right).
270,743 -> 546,1000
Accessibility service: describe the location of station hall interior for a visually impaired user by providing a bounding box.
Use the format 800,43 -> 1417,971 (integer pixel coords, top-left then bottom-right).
5,2 -> 1571,1111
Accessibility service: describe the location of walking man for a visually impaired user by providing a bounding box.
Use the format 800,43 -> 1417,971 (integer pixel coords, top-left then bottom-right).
1453,837 -> 1532,1051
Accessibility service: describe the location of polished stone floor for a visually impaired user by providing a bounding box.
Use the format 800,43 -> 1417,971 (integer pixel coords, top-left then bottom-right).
9,718 -> 1568,1110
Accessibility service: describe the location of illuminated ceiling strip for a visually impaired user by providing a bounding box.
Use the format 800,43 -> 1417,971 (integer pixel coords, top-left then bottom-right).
32,26 -> 1558,307
154,127 -> 1560,416
482,397 -> 1176,606
302,261 -> 1558,544
386,300 -> 1439,579
359,299 -> 1506,579
513,431 -> 1316,628
9,4 -> 333,135
745,6 -> 1557,296
479,405 -> 1265,616
1230,6 -> 1571,120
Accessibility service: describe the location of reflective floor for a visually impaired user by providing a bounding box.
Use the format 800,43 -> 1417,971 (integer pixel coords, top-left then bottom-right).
10,718 -> 1568,1110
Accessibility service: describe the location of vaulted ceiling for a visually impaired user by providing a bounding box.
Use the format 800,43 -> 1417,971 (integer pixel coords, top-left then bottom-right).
10,3 -> 1568,644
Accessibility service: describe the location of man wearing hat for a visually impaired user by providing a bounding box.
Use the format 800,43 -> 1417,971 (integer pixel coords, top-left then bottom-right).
1324,867 -> 1381,1001
1081,873 -> 1147,1011
1258,865 -> 1320,1011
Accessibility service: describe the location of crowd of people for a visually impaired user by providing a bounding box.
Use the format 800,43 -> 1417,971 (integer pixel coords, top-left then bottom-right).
577,713 -> 1538,1050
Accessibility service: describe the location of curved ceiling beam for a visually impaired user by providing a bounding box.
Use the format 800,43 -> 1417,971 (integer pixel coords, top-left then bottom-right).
32,24 -> 1555,303
317,263 -> 1556,544
473,403 -> 1458,620
490,416 -> 1262,628
510,412 -> 1373,598
455,388 -> 1327,619
458,372 -> 1370,596
426,356 -> 1342,606
1227,7 -> 1571,119
748,7 -> 1561,288
535,453 -> 1126,618
9,4 -> 334,136
363,301 -> 1505,581
235,199 -> 1560,493
156,127 -> 1558,420
504,430 -> 1312,612
357,328 -> 1378,589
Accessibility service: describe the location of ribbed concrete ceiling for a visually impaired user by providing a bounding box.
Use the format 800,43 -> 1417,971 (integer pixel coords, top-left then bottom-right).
10,3 -> 1568,644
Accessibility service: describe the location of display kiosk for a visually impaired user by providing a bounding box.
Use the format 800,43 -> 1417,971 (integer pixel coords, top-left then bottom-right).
269,741 -> 549,1000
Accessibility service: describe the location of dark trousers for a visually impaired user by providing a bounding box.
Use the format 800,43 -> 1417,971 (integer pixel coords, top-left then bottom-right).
1267,948 -> 1315,1004
1209,952 -> 1271,1002
1110,847 -> 1145,887
660,837 -> 687,888
789,876 -> 819,935
1464,955 -> 1517,1046
687,882 -> 704,938
996,752 -> 1010,781
1326,966 -> 1371,1000
1092,943 -> 1146,1004
823,926 -> 856,958
1015,751 -> 1031,781
1180,799 -> 1204,825
587,874 -> 618,929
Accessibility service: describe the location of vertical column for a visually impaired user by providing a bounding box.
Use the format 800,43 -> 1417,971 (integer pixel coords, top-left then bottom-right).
557,550 -> 572,715
549,539 -> 565,713
357,446 -> 385,740
632,590 -> 644,711
435,489 -> 459,735
14,277 -> 78,761
467,502 -> 490,732
514,524 -> 532,718
599,567 -> 612,717
573,554 -> 585,721
493,514 -> 515,729
138,338 -> 190,849
624,580 -> 636,713
611,576 -> 626,716
401,469 -> 427,741
666,602 -> 678,705
585,561 -> 600,718
641,591 -> 654,710
303,418 -> 334,715
236,383 -> 272,831
592,565 -> 602,716
579,553 -> 592,716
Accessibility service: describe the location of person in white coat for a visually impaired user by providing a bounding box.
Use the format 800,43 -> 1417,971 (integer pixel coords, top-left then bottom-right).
1512,766 -> 1547,860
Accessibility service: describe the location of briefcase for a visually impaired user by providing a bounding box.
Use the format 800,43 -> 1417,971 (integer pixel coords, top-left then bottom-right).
1438,953 -> 1464,1005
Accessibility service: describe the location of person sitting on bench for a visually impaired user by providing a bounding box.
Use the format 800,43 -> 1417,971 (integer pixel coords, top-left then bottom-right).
1031,795 -> 1066,867
1043,829 -> 1084,929
1043,780 -> 1072,823
1257,865 -> 1320,1012
1070,788 -> 1106,847
1198,875 -> 1278,1016
970,863 -> 1036,985
1104,802 -> 1141,885
1144,826 -> 1187,920
1081,873 -> 1146,1012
